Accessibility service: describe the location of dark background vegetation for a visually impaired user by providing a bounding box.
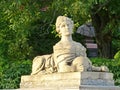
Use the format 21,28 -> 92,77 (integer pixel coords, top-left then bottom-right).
0,0 -> 120,88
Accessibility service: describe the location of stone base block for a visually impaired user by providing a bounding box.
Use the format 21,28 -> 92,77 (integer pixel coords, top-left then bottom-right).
19,86 -> 120,90
80,85 -> 120,90
20,72 -> 120,90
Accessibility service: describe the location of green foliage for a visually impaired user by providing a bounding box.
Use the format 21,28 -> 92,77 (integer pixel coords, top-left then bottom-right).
91,57 -> 120,86
51,0 -> 91,27
0,58 -> 32,89
112,27 -> 120,54
1,0 -> 119,60
114,51 -> 120,60
0,0 -> 39,60
0,0 -> 61,60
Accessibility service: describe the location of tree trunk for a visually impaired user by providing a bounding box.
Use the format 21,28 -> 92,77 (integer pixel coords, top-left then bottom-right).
96,34 -> 112,58
90,3 -> 112,58
100,41 -> 112,58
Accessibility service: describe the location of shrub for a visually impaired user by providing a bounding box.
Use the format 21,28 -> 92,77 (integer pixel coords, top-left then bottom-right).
0,58 -> 32,89
90,57 -> 120,86
114,50 -> 120,60
0,57 -> 120,89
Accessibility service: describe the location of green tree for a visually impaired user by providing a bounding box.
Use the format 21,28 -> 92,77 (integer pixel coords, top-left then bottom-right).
50,0 -> 120,58
0,0 -> 120,60
89,0 -> 120,58
0,0 -> 41,60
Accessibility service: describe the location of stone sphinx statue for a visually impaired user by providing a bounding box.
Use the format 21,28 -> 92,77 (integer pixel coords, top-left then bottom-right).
31,16 -> 109,75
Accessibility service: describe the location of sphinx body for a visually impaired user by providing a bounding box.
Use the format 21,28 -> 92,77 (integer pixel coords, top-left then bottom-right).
53,40 -> 92,72
31,16 -> 109,75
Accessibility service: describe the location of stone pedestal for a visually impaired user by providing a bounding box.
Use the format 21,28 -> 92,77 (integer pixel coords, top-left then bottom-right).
20,72 -> 120,90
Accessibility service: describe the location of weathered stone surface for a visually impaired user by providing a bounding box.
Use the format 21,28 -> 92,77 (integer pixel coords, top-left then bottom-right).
19,86 -> 120,90
80,85 -> 120,90
20,72 -> 115,88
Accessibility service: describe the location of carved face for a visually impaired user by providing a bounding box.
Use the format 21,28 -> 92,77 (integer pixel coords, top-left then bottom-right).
56,16 -> 74,36
59,20 -> 73,36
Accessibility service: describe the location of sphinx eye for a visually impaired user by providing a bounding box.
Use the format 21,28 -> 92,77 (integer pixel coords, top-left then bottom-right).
61,24 -> 65,27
